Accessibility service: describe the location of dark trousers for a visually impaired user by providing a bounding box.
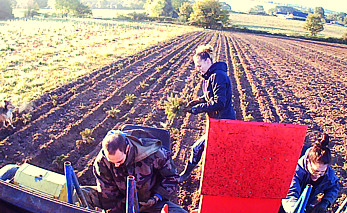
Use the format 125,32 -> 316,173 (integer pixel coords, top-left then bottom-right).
189,134 -> 207,165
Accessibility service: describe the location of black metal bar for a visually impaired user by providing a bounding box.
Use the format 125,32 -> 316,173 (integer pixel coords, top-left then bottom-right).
0,179 -> 97,213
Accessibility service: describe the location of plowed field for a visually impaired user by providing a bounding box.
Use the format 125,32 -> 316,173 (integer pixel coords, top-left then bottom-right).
1,31 -> 346,212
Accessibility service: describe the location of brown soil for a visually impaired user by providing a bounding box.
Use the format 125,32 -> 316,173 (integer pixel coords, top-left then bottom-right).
1,31 -> 346,212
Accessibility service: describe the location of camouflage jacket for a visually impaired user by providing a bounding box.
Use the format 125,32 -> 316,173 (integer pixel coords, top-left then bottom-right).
93,129 -> 179,213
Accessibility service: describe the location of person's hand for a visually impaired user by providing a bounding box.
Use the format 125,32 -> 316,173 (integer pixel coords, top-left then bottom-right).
182,106 -> 192,113
139,196 -> 160,211
311,200 -> 329,213
183,106 -> 198,114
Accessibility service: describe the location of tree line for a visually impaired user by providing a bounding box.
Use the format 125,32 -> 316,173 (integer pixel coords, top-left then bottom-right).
0,0 -> 92,18
1,0 -> 346,39
0,0 -> 230,29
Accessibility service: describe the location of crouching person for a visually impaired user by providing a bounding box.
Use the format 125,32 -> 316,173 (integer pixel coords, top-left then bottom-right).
80,129 -> 187,213
279,134 -> 340,213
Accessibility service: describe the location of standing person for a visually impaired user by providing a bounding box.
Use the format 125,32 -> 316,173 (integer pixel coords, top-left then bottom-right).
81,129 -> 187,213
279,134 -> 340,213
180,44 -> 236,182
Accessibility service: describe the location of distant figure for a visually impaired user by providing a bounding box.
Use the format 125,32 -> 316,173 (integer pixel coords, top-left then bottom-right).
279,134 -> 340,213
80,129 -> 187,213
180,44 -> 236,182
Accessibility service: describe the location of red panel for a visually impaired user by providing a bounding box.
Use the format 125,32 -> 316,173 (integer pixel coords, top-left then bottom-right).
200,195 -> 282,213
162,204 -> 168,213
201,119 -> 307,199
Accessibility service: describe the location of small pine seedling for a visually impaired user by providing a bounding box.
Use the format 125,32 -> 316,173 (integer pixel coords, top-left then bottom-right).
244,114 -> 254,121
124,94 -> 136,105
106,107 -> 120,118
164,93 -> 186,120
80,128 -> 94,144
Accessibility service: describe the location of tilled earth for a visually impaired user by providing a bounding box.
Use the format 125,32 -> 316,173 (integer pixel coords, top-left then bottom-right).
1,31 -> 346,212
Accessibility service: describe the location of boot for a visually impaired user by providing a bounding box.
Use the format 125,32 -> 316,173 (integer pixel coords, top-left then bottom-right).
179,163 -> 197,183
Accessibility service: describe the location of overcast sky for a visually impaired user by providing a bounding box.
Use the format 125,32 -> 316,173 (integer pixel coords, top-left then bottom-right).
228,0 -> 347,13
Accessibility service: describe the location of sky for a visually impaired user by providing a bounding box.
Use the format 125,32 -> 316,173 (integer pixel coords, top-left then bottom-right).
227,0 -> 347,13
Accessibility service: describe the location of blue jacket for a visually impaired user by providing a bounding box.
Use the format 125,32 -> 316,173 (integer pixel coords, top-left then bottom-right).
281,148 -> 340,213
193,62 -> 236,120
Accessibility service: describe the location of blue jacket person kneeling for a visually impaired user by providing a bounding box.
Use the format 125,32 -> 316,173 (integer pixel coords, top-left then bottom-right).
279,134 -> 340,213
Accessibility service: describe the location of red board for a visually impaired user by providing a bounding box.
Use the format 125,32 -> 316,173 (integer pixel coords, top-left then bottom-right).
200,195 -> 282,213
201,119 -> 307,199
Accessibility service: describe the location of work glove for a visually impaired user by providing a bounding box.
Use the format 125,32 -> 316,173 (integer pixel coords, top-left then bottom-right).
183,106 -> 198,114
311,200 -> 329,213
139,195 -> 161,211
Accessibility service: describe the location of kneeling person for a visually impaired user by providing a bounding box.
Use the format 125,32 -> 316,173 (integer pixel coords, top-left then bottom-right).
280,134 -> 340,213
83,129 -> 186,213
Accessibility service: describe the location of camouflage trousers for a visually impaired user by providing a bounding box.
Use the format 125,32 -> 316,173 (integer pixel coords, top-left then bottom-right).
72,186 -> 101,210
74,186 -> 187,213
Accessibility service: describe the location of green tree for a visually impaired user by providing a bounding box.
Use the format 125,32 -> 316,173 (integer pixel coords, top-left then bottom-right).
268,6 -> 300,16
172,0 -> 188,11
0,0 -> 14,19
342,32 -> 347,42
55,0 -> 76,14
314,7 -> 325,18
336,12 -> 347,22
74,2 -> 92,17
179,2 -> 192,22
249,5 -> 265,15
189,0 -> 229,29
325,12 -> 347,25
36,0 -> 48,8
55,0 -> 91,17
220,2 -> 231,11
304,13 -> 324,36
124,0 -> 146,9
145,0 -> 174,17
25,0 -> 40,17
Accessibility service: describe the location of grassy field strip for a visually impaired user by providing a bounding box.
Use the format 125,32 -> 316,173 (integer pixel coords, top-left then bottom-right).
229,13 -> 347,38
22,31 -> 203,124
0,19 -> 200,106
0,32 -> 204,143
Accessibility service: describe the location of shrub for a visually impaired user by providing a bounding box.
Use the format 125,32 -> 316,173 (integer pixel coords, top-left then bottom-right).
127,12 -> 148,21
342,33 -> 347,43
